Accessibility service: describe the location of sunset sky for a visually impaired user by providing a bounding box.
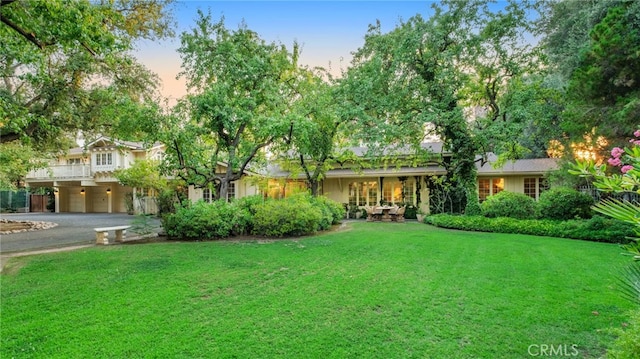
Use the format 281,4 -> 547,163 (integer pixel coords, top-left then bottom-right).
133,1 -> 436,104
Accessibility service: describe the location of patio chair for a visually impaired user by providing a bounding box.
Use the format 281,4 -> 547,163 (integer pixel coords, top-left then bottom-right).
372,206 -> 383,221
393,206 -> 406,222
364,206 -> 375,221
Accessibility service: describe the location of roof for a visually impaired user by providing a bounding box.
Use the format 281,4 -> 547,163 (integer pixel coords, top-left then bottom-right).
347,142 -> 445,157
65,136 -> 163,156
476,154 -> 559,175
267,146 -> 558,179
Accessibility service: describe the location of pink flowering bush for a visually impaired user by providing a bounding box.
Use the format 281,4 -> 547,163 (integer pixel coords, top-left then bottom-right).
571,130 -> 640,193
570,130 -> 640,306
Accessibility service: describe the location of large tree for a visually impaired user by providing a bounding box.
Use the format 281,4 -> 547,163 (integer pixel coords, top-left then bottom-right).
162,12 -> 301,201
339,0 -> 538,213
0,0 -> 174,149
272,66 -> 362,197
539,0 -> 640,156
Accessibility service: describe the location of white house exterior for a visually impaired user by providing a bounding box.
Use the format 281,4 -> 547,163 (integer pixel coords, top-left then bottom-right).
25,139 -> 558,214
266,144 -> 558,214
25,137 -> 165,213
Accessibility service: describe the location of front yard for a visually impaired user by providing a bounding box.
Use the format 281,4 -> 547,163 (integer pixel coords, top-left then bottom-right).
1,222 -> 633,358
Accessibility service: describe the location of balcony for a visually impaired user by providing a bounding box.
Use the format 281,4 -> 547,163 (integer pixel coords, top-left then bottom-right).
26,165 -> 92,180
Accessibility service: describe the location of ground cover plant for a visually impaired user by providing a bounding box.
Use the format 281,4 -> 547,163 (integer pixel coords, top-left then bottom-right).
1,223 -> 633,358
424,214 -> 634,243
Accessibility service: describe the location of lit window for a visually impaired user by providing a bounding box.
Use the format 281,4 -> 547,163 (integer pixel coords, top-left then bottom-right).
492,178 -> 504,195
349,181 -> 378,206
478,178 -> 504,202
382,180 -> 413,205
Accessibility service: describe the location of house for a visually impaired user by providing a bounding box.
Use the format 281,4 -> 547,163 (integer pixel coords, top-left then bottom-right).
25,139 -> 558,214
24,137 -> 262,213
265,143 -> 558,214
25,137 -> 164,214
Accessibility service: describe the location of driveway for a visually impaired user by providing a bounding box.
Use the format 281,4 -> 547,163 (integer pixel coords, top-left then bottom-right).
0,213 -> 161,254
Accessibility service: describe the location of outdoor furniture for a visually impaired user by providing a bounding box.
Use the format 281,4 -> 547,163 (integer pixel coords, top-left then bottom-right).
378,205 -> 393,222
364,206 -> 376,221
393,206 -> 406,222
373,206 -> 383,221
94,225 -> 131,245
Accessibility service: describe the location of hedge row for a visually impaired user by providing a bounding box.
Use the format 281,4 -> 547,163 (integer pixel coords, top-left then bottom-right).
162,194 -> 345,240
424,214 -> 635,243
480,187 -> 595,220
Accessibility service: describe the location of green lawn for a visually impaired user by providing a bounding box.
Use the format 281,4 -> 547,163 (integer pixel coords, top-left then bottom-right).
1,222 -> 633,358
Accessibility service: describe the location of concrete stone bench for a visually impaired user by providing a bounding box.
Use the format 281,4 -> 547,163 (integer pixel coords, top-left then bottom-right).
94,225 -> 131,245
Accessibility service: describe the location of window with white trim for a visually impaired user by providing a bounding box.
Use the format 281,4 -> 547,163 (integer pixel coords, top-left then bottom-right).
478,177 -> 504,202
227,182 -> 236,200
203,188 -> 214,203
95,153 -> 113,166
383,180 -> 415,205
524,177 -> 549,200
348,181 -> 378,206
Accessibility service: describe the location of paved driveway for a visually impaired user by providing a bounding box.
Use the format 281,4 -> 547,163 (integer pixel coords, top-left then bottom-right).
0,213 -> 161,254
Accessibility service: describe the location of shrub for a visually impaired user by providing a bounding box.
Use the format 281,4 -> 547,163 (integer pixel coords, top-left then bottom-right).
162,194 -> 342,240
481,191 -> 537,219
424,214 -> 634,243
156,189 -> 179,216
537,187 -> 594,220
163,200 -> 242,240
312,196 -> 345,224
464,199 -> 483,216
403,204 -> 418,219
607,309 -> 640,359
253,195 -> 323,237
235,195 -> 267,216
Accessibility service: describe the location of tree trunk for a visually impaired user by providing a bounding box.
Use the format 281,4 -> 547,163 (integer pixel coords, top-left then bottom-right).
309,180 -> 320,197
219,178 -> 229,202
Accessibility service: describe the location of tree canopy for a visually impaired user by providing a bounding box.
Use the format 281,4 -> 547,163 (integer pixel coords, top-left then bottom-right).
159,12 -> 302,200
0,0 -> 174,149
539,0 -> 640,157
337,0 -> 539,211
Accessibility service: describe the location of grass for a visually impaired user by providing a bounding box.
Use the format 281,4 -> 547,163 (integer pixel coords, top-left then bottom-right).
1,222 -> 634,358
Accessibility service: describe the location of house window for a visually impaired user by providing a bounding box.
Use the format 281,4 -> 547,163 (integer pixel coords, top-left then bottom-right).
67,158 -> 82,165
524,178 -> 537,199
383,180 -> 414,205
492,178 -> 504,196
524,177 -> 549,200
203,182 -> 235,202
349,181 -> 378,206
478,179 -> 490,202
478,178 -> 504,202
383,181 -> 401,204
203,188 -> 213,203
95,153 -> 112,166
227,182 -> 236,200
403,181 -> 415,204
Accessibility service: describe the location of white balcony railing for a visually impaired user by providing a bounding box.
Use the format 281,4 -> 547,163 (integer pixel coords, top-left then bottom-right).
92,164 -> 117,173
26,165 -> 92,179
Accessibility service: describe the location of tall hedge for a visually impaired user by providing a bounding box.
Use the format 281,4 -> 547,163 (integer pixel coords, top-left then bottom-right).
537,187 -> 594,220
481,191 -> 537,219
162,194 -> 344,240
252,196 -> 323,237
163,200 -> 246,240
